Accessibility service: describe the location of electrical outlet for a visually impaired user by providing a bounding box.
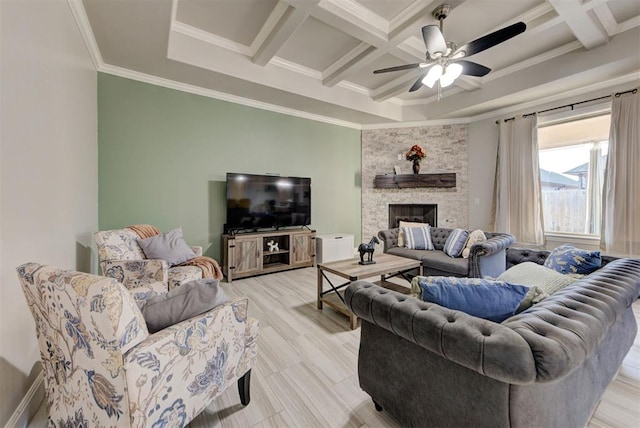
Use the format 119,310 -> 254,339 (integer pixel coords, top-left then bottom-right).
397,153 -> 402,161
474,198 -> 480,205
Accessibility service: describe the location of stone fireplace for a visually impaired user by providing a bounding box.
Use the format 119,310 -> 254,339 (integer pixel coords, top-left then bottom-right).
388,204 -> 437,228
361,124 -> 469,249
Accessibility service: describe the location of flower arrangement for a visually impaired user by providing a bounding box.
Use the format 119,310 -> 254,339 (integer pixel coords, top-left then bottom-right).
405,144 -> 426,162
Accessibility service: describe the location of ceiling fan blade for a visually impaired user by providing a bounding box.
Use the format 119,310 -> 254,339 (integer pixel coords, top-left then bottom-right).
373,63 -> 422,74
454,22 -> 526,58
409,74 -> 427,92
456,60 -> 491,77
422,25 -> 447,55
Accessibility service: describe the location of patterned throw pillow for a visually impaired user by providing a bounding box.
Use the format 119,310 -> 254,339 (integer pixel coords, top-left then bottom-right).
401,226 -> 434,250
398,221 -> 429,247
418,277 -> 529,323
543,244 -> 602,275
443,228 -> 470,258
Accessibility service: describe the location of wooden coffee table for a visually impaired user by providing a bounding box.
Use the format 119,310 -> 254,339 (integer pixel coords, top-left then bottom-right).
317,253 -> 422,329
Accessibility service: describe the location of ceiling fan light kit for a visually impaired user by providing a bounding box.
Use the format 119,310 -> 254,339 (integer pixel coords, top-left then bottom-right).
373,3 -> 526,97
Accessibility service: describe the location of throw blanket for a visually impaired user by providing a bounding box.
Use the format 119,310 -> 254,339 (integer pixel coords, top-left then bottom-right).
128,224 -> 160,239
127,224 -> 223,280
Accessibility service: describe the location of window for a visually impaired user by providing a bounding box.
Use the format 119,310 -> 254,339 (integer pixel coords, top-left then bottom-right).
538,113 -> 610,236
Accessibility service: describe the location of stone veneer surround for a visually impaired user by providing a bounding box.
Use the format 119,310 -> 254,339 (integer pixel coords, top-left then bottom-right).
362,125 -> 469,250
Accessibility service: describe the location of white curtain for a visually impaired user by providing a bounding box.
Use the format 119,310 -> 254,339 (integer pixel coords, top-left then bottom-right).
585,141 -> 603,235
493,115 -> 545,246
601,91 -> 640,256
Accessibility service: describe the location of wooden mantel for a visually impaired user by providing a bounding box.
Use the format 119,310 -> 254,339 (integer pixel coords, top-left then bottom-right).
374,173 -> 456,189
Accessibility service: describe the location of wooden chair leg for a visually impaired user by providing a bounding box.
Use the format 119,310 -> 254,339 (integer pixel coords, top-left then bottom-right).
238,369 -> 251,405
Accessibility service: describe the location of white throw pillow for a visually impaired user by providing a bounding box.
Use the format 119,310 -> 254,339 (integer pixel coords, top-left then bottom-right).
497,262 -> 579,296
462,229 -> 487,259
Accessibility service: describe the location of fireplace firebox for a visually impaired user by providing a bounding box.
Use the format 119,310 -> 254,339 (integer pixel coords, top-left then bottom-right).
388,204 -> 437,229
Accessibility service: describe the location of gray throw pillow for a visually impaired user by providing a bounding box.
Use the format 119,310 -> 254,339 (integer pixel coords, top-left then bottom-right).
138,227 -> 196,266
141,278 -> 229,333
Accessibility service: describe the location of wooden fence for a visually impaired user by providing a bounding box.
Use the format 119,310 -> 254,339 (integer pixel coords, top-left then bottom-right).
542,189 -> 587,234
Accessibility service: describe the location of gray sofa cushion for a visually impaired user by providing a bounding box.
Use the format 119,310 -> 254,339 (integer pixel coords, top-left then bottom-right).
420,251 -> 469,275
387,247 -> 428,261
388,247 -> 469,275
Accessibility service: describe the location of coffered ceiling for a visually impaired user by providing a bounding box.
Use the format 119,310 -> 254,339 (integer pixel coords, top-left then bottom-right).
79,0 -> 640,126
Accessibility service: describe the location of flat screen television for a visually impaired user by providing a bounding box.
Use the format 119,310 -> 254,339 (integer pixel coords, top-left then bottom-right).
226,173 -> 311,232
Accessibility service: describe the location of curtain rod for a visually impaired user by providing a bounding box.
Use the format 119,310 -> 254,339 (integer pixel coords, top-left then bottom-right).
495,88 -> 638,124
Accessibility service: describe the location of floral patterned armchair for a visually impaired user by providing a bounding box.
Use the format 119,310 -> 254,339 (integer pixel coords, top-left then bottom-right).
17,263 -> 258,427
94,228 -> 202,292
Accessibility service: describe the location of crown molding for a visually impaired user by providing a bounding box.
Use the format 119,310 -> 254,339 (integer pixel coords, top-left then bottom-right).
66,0 -> 104,69
99,64 -> 363,130
470,71 -> 639,123
362,117 -> 471,130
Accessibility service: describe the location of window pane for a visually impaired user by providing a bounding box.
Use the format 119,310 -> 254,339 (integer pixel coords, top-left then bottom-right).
538,114 -> 610,236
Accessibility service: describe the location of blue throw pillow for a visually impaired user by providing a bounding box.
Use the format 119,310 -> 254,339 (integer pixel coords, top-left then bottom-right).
419,277 -> 529,322
543,244 -> 602,275
443,228 -> 470,258
401,226 -> 434,250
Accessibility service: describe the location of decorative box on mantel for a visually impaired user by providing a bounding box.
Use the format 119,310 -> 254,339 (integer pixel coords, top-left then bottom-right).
374,173 -> 456,189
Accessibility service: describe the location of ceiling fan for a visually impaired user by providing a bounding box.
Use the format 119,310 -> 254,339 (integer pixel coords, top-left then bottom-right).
373,4 -> 526,93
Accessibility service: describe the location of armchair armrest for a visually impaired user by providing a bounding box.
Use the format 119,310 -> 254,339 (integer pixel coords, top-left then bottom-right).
345,281 -> 536,385
468,233 -> 515,278
101,259 -> 168,290
123,298 -> 256,426
378,228 -> 400,252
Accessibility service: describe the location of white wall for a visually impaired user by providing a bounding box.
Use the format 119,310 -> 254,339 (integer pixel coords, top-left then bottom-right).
468,119 -> 499,231
0,1 -> 98,424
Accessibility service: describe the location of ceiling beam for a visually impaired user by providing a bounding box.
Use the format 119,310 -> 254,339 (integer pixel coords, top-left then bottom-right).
547,0 -> 608,49
372,72 -> 424,101
592,4 -> 617,37
251,1 -> 313,66
321,1 -> 446,86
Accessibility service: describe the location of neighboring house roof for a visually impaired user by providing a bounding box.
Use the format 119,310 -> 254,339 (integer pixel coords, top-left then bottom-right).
564,155 -> 607,176
540,169 -> 580,189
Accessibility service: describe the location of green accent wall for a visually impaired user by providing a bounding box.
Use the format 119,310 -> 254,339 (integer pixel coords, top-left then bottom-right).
98,73 -> 362,261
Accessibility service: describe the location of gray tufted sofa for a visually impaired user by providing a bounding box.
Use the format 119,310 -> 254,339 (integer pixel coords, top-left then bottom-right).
378,227 -> 515,278
345,257 -> 640,428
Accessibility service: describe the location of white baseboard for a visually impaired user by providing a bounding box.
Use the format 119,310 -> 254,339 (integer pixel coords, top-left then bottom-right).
4,371 -> 44,428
